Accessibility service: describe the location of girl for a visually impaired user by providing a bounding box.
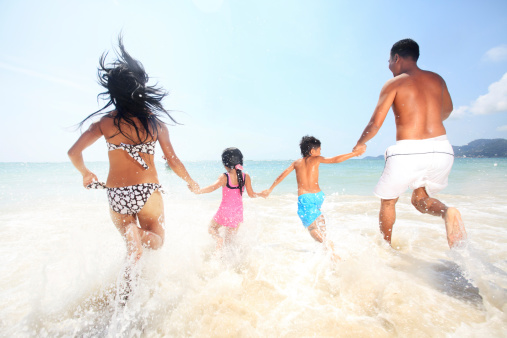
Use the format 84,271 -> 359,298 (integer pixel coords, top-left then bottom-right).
194,148 -> 263,250
68,37 -> 198,262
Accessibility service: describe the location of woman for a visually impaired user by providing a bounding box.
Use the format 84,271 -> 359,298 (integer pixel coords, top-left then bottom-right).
68,37 -> 198,261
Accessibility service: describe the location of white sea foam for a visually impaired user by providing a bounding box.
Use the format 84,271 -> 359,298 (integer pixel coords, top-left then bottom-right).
0,159 -> 506,336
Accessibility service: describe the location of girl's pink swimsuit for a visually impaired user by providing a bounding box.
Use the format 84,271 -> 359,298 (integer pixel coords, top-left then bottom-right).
213,172 -> 245,228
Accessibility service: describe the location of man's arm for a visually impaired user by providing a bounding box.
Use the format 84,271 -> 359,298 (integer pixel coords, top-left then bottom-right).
353,80 -> 397,152
441,78 -> 453,121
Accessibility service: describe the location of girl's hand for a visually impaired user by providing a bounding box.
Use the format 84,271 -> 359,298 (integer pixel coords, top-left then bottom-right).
83,172 -> 99,188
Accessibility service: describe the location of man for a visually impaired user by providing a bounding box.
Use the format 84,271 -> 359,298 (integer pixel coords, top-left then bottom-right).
353,39 -> 466,248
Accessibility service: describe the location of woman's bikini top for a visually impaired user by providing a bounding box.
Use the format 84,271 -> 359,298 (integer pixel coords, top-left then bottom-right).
107,141 -> 156,170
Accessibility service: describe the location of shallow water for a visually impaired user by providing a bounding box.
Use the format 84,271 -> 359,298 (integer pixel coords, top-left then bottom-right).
0,159 -> 506,336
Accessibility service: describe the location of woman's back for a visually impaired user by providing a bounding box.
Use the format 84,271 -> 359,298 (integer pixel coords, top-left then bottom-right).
100,114 -> 160,187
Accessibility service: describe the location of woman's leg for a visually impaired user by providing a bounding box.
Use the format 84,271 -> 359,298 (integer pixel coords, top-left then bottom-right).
136,190 -> 165,250
109,210 -> 143,261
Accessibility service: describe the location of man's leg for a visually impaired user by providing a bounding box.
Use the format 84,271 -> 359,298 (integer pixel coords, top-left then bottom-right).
411,187 -> 466,248
379,198 -> 398,245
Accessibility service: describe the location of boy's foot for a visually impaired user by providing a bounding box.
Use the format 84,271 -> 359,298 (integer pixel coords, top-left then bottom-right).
444,207 -> 467,248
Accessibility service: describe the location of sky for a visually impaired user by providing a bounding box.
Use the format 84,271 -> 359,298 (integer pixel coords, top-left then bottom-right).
0,0 -> 506,162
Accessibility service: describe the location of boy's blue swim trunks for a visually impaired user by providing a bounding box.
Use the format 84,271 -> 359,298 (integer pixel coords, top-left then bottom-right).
297,191 -> 325,227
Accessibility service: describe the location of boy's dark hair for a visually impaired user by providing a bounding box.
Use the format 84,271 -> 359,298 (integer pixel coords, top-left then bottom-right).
391,39 -> 419,62
300,135 -> 321,157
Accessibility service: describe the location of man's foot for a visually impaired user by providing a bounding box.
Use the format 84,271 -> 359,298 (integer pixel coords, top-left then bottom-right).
444,207 -> 467,248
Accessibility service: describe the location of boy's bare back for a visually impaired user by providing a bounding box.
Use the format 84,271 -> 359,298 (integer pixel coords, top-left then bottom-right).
294,156 -> 322,195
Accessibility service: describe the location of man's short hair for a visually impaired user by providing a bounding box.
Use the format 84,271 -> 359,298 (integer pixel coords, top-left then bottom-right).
391,39 -> 419,61
300,135 -> 321,157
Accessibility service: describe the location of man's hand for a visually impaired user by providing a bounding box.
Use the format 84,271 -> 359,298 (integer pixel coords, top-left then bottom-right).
353,143 -> 367,156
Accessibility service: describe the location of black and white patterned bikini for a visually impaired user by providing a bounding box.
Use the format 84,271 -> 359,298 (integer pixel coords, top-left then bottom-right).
87,141 -> 164,215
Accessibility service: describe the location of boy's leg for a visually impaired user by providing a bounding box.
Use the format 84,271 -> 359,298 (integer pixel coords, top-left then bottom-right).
379,198 -> 398,245
307,216 -> 340,261
411,187 -> 466,248
307,215 -> 326,243
137,190 -> 165,250
208,220 -> 224,250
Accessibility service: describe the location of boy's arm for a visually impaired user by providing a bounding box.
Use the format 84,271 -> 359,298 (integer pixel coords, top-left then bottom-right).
244,174 -> 263,198
263,162 -> 295,196
194,174 -> 226,194
320,149 -> 363,164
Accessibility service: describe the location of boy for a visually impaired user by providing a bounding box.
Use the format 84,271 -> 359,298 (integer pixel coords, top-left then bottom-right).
262,136 -> 364,259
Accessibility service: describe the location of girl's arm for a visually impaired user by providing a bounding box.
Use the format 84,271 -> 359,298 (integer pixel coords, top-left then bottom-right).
194,174 -> 226,194
244,173 -> 263,198
262,162 -> 295,197
68,121 -> 103,187
158,124 -> 199,192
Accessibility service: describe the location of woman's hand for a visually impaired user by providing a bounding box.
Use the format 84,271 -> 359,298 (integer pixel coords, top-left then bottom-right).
83,171 -> 99,188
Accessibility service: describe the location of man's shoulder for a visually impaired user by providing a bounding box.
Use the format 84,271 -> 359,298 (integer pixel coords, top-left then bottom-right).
382,74 -> 408,91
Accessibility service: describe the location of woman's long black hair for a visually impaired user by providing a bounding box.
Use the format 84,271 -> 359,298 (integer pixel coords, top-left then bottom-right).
78,35 -> 176,142
221,147 -> 244,195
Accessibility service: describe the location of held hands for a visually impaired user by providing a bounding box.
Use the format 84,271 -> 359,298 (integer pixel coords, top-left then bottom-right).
352,143 -> 367,156
259,189 -> 271,198
187,180 -> 200,193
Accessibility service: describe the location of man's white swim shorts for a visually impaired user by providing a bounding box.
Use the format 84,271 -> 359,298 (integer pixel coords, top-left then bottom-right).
374,135 -> 454,199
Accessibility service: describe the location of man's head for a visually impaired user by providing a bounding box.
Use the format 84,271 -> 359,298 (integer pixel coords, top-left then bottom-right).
300,135 -> 321,157
390,39 -> 419,61
389,39 -> 419,76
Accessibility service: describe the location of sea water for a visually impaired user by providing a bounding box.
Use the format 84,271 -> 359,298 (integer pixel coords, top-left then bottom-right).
0,159 -> 506,336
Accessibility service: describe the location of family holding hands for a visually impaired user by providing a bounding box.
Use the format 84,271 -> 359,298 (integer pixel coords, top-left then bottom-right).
68,36 -> 466,265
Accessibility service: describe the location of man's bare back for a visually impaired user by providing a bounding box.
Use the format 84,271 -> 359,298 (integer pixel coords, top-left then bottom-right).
389,69 -> 452,141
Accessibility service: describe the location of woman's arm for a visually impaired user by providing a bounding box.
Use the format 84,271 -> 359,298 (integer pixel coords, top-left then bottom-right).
158,124 -> 199,191
68,121 -> 103,187
194,174 -> 226,194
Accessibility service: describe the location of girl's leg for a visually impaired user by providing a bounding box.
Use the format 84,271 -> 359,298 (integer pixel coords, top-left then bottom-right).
208,220 -> 224,250
224,224 -> 240,245
136,190 -> 165,250
109,210 -> 143,261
